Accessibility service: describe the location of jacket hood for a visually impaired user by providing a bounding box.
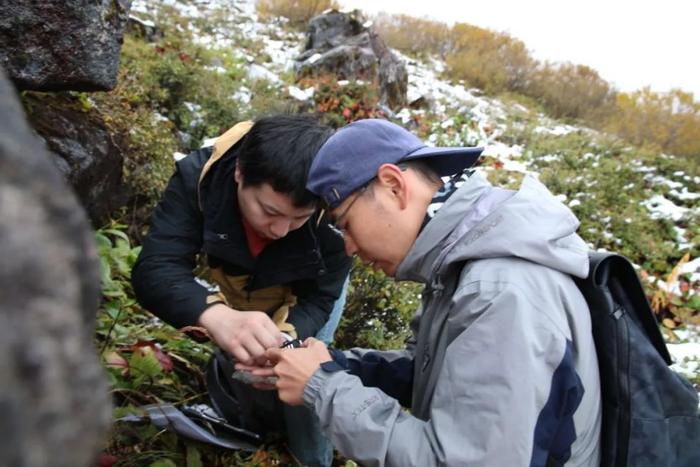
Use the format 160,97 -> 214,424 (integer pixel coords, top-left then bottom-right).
396,172 -> 589,284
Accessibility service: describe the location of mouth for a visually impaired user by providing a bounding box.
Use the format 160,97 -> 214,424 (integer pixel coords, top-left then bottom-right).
262,230 -> 284,240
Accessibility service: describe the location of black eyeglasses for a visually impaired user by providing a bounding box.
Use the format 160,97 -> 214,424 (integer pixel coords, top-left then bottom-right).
328,179 -> 374,237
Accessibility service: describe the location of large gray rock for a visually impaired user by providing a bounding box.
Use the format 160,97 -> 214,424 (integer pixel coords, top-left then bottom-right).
0,0 -> 132,91
295,10 -> 408,110
369,30 -> 408,111
0,68 -> 111,467
297,32 -> 378,81
23,93 -> 126,225
304,10 -> 364,51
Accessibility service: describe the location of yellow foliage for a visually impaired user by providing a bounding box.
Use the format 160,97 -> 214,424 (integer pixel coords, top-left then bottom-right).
445,23 -> 534,94
525,62 -> 615,120
605,87 -> 700,158
373,13 -> 451,58
651,252 -> 690,314
256,0 -> 339,24
374,15 -> 533,94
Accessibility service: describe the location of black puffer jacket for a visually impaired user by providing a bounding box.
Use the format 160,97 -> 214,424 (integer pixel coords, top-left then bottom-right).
132,144 -> 351,339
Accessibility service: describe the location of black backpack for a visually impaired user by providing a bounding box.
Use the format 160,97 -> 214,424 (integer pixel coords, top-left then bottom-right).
575,252 -> 700,467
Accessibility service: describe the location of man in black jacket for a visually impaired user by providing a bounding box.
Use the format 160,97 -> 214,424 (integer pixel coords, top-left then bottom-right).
132,115 -> 352,466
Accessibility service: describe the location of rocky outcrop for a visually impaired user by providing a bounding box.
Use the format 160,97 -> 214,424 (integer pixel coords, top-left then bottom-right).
0,0 -> 133,91
24,93 -> 127,225
297,31 -> 378,81
0,67 -> 110,467
368,30 -> 408,111
295,10 -> 408,110
304,10 -> 365,51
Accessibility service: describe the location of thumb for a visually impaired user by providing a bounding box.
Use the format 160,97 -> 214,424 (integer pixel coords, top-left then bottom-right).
302,336 -> 318,347
265,347 -> 283,364
303,336 -> 326,350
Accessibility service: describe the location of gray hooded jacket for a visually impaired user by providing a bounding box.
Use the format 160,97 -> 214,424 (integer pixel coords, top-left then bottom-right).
303,172 -> 602,466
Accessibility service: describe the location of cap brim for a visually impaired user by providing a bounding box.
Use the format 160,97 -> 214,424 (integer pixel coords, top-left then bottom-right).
402,146 -> 483,177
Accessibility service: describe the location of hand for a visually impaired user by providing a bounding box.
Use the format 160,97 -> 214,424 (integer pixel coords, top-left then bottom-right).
235,362 -> 277,390
265,337 -> 332,405
198,304 -> 284,365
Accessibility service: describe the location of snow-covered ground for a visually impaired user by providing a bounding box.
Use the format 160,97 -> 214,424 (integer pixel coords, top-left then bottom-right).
130,0 -> 699,382
669,327 -> 700,382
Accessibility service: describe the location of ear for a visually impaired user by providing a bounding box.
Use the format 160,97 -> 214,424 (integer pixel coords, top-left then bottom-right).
234,160 -> 242,184
376,163 -> 409,209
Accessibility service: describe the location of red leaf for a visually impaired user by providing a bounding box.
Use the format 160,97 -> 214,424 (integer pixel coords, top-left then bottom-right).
103,351 -> 129,375
98,453 -> 118,467
131,341 -> 174,372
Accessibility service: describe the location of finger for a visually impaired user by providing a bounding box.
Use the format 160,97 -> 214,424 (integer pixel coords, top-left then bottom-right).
302,337 -> 316,347
275,386 -> 286,403
265,347 -> 283,364
253,325 -> 284,350
252,382 -> 277,391
253,353 -> 272,367
264,319 -> 285,339
250,366 -> 276,377
276,386 -> 301,406
255,315 -> 284,345
235,362 -> 265,372
239,335 -> 267,360
230,345 -> 251,365
303,337 -> 323,348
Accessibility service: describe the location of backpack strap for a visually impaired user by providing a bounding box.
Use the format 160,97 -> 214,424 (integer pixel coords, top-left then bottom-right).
197,121 -> 254,211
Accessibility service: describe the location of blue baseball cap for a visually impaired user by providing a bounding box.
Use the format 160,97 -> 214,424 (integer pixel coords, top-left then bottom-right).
307,118 -> 483,208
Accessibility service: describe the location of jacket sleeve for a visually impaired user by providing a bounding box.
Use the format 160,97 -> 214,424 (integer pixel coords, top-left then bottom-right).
286,223 -> 352,339
131,150 -> 211,329
303,282 -> 584,467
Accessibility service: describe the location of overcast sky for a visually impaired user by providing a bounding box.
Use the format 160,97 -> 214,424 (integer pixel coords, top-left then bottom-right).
340,0 -> 699,98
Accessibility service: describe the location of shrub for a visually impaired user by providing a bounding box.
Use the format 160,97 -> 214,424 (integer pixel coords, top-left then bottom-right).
524,62 -> 616,121
445,23 -> 535,94
300,75 -> 384,127
116,36 -> 246,151
336,259 -> 423,350
372,13 -> 451,59
506,128 -> 699,276
605,88 -> 700,160
256,0 -> 340,25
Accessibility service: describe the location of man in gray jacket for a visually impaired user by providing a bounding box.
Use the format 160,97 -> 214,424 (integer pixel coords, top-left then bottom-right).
256,119 -> 602,466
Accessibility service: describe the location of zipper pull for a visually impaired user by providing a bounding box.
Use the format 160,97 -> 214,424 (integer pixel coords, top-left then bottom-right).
429,276 -> 445,297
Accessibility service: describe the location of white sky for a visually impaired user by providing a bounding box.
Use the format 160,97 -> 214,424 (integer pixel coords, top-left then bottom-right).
340,0 -> 699,98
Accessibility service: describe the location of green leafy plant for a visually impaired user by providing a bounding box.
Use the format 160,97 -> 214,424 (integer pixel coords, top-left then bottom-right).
336,259 -> 423,350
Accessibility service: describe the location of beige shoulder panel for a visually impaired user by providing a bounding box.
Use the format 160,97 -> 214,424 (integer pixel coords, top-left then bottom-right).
197,121 -> 254,210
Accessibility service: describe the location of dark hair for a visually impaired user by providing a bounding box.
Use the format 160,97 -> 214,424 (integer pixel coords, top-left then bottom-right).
354,160 -> 441,204
397,160 -> 442,185
237,114 -> 333,207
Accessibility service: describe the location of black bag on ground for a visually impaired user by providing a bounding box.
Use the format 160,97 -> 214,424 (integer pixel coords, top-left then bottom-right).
206,348 -> 285,435
575,252 -> 700,467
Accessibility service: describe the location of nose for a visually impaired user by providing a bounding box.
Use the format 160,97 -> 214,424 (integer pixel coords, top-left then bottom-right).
269,219 -> 291,239
343,234 -> 358,256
